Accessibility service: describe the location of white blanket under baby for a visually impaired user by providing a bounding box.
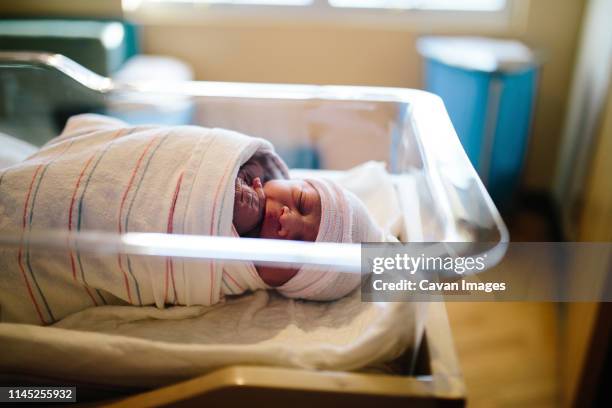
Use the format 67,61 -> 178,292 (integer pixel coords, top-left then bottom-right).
0,114 -> 287,325
0,130 -> 424,386
0,290 -> 423,387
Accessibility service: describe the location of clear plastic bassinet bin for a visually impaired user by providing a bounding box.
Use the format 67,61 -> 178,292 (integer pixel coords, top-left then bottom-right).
0,52 -> 507,406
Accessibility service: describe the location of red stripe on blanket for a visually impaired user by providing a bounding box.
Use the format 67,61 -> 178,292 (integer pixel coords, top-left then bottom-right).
16,249 -> 45,324
83,287 -> 99,306
224,272 -> 244,292
116,136 -> 159,303
16,164 -> 46,324
164,172 -> 184,304
17,177 -> 42,321
118,137 -> 159,233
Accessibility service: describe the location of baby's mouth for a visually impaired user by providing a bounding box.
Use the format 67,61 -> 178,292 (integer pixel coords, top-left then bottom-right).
262,200 -> 283,235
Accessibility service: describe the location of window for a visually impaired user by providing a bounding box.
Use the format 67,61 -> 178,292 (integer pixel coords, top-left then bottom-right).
130,0 -> 506,10
329,0 -> 506,11
142,0 -> 312,5
124,0 -> 517,31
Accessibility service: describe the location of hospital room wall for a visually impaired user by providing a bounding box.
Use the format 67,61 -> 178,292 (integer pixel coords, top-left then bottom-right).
0,0 -> 586,194
138,0 -> 586,193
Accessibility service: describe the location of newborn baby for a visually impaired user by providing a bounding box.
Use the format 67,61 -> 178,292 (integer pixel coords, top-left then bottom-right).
233,160 -> 321,241
233,159 -> 322,287
0,113 -> 384,325
233,156 -> 384,292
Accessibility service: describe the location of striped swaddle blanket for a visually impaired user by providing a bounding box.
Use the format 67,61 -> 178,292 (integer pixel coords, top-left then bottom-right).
0,114 -> 288,325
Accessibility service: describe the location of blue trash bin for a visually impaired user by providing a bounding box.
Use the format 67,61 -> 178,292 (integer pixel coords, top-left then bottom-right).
418,36 -> 540,209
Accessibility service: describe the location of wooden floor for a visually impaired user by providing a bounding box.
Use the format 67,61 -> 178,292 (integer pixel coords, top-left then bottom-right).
447,302 -> 559,407
445,208 -> 560,407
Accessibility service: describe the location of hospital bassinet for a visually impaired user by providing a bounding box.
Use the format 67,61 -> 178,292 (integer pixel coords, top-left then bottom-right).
0,52 -> 507,406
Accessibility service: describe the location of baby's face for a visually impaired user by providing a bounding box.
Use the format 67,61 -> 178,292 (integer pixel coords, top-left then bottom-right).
259,179 -> 321,242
